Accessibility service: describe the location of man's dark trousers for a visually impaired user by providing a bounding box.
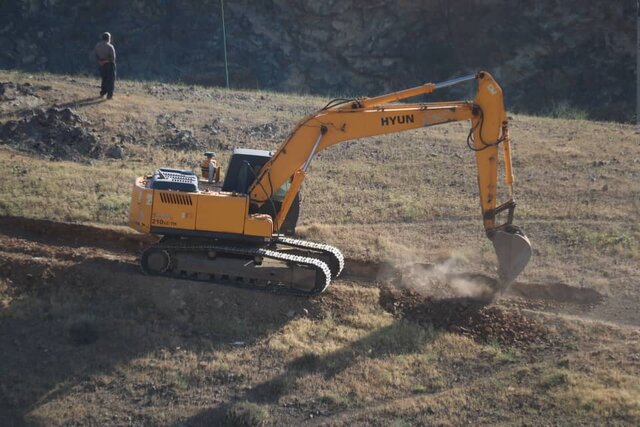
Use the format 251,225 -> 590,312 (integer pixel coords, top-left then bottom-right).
100,62 -> 116,98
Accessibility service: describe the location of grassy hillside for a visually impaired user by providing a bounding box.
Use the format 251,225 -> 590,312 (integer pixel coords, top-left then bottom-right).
0,70 -> 639,425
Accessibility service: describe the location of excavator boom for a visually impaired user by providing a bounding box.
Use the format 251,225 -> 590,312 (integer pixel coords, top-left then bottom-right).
248,71 -> 531,286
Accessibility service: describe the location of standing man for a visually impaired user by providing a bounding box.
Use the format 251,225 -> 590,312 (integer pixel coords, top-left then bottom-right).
95,32 -> 116,99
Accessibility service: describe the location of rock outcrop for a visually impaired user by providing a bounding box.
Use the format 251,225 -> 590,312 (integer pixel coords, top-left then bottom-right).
0,0 -> 634,121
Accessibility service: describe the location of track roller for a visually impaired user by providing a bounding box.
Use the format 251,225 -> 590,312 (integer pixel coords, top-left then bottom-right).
141,247 -> 172,275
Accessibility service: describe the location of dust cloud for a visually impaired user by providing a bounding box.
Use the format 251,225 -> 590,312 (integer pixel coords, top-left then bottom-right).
398,256 -> 497,301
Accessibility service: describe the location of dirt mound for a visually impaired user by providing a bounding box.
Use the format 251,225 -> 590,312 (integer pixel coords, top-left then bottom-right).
161,128 -> 202,150
0,81 -> 50,100
243,121 -> 288,140
378,261 -> 552,347
379,285 -> 550,347
156,113 -> 203,150
0,81 -> 48,113
0,107 -> 102,160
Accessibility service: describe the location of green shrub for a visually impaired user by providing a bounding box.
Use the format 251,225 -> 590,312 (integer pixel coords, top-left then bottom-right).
225,401 -> 268,427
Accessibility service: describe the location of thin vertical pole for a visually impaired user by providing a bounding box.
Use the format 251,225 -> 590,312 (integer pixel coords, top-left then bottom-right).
636,0 -> 639,131
221,0 -> 230,89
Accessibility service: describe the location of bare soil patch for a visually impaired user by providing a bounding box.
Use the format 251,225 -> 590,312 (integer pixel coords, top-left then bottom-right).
0,106 -> 102,160
378,285 -> 550,347
0,81 -> 50,101
0,81 -> 49,114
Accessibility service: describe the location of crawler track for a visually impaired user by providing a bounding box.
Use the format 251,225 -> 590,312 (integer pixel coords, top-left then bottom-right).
140,236 -> 344,296
275,235 -> 345,278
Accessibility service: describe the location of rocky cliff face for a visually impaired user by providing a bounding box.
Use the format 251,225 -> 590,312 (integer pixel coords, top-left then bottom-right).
0,0 -> 635,121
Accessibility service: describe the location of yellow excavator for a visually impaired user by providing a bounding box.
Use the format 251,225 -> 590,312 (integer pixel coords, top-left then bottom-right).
129,71 -> 532,295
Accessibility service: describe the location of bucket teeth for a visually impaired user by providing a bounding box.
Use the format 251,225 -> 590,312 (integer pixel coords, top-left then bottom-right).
490,226 -> 532,288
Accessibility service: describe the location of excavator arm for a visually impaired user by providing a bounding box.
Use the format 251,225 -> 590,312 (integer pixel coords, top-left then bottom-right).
249,71 -> 531,285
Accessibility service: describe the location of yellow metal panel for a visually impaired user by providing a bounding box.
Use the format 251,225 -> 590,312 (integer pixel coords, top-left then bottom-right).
250,104 -> 473,204
195,192 -> 247,234
151,190 -> 198,230
244,214 -> 273,237
129,178 -> 152,233
471,72 -> 507,230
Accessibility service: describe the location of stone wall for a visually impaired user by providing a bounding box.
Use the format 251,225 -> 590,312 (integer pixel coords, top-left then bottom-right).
0,0 -> 635,121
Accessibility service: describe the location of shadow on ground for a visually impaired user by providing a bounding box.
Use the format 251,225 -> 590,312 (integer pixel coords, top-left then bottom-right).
54,96 -> 106,109
0,251 -> 317,425
178,294 -> 517,425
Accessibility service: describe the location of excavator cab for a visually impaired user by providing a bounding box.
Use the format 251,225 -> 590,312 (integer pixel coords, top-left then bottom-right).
221,148 -> 300,235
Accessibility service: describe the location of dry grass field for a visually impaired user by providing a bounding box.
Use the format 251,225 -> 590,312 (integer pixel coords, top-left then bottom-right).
0,70 -> 639,426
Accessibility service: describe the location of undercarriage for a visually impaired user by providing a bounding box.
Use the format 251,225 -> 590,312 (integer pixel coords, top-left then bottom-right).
140,235 -> 344,296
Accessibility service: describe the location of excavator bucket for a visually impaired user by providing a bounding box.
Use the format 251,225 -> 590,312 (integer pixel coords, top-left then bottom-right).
490,227 -> 532,288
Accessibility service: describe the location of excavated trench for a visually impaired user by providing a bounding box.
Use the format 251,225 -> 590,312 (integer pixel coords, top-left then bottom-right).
0,215 -> 605,348
341,259 -> 604,306
508,281 -> 604,305
0,215 -> 605,306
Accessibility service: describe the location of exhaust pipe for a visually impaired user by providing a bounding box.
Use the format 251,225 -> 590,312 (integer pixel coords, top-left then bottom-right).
489,225 -> 532,288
